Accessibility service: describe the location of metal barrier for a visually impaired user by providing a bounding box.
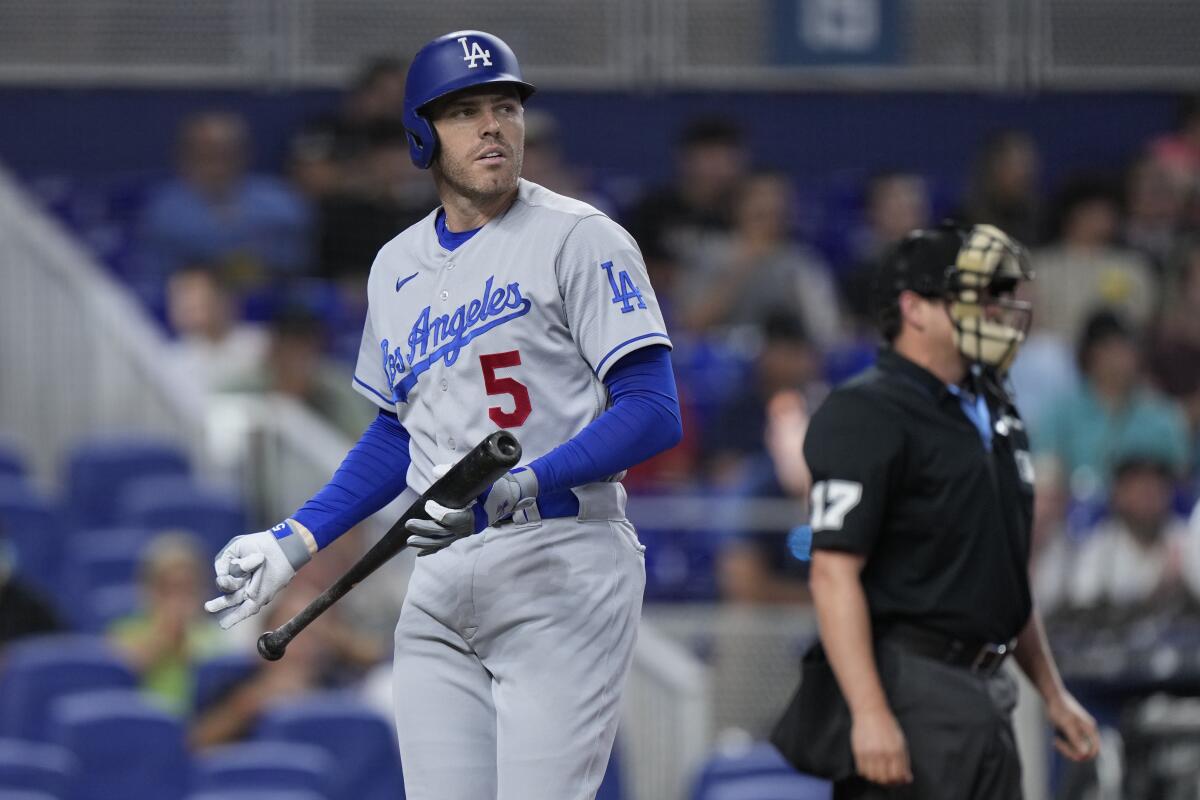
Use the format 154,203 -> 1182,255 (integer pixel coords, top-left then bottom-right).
1,0 -> 1197,90
0,165 -> 205,485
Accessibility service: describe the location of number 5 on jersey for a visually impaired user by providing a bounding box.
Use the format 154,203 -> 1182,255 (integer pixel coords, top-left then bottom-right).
480,351 -> 532,428
810,480 -> 863,531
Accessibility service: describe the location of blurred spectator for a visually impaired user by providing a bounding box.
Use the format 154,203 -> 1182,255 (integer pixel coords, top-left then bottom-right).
189,582 -> 382,749
841,171 -> 932,328
626,116 -> 748,298
1147,94 -> 1200,204
1065,454 -> 1193,615
109,532 -> 228,716
0,521 -> 62,651
289,56 -> 410,199
138,112 -> 311,287
703,314 -> 826,485
314,120 -> 432,289
520,109 -> 612,214
1036,309 -> 1189,499
165,265 -> 268,394
676,170 -> 842,347
1147,238 -> 1200,478
229,307 -> 374,438
961,129 -> 1043,246
1029,461 -> 1074,616
1009,332 -> 1078,445
1123,154 -> 1187,270
716,390 -> 815,605
1032,176 -> 1158,341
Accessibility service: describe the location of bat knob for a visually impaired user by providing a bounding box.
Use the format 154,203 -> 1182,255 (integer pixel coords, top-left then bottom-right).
257,631 -> 287,661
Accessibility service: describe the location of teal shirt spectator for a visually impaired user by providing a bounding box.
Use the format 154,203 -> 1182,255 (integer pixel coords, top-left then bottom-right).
1035,380 -> 1189,496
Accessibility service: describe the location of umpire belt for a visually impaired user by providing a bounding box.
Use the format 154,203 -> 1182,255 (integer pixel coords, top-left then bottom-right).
880,623 -> 1016,678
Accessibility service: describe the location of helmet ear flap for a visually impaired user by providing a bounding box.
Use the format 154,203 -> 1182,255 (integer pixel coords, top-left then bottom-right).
404,113 -> 438,170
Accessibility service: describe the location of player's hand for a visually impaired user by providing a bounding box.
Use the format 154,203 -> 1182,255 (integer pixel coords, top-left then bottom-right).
1047,690 -> 1100,762
204,523 -> 313,630
851,707 -> 913,786
404,466 -> 538,556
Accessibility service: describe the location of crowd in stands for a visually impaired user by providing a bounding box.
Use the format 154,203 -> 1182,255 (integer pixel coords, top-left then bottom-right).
6,58 -> 1200,793
26,57 -> 1200,613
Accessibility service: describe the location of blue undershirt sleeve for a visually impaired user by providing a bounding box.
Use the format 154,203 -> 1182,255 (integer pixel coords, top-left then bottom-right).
291,409 -> 412,549
527,344 -> 682,495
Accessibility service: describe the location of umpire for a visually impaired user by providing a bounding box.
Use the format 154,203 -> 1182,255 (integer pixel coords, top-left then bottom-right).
773,223 -> 1098,798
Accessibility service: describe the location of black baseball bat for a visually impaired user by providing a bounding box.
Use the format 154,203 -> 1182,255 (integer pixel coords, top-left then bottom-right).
257,430 -> 521,661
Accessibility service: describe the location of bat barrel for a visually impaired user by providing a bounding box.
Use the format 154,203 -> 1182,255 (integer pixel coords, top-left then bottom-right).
491,431 -> 520,461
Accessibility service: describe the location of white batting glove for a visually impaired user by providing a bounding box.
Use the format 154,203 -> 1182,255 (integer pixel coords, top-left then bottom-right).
404,466 -> 538,556
204,521 -> 315,629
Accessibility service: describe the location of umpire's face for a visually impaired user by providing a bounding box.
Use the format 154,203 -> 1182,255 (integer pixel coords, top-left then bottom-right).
428,85 -> 525,203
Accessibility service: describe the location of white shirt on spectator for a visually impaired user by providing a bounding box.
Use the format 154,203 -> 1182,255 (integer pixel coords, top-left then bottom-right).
1067,516 -> 1191,609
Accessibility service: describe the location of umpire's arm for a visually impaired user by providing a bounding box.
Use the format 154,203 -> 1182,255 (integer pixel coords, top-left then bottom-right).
803,389 -> 909,786
811,552 -> 912,787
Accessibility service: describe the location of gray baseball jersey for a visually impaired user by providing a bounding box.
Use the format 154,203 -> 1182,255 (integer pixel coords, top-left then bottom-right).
355,180 -> 667,799
352,179 -> 671,487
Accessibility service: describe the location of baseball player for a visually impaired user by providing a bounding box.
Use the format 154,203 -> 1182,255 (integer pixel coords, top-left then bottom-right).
204,30 -> 682,800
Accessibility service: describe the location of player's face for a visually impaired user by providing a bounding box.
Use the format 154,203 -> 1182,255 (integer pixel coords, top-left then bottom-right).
430,87 -> 525,202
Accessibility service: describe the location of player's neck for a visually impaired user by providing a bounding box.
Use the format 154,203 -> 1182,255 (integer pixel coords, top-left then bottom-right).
437,184 -> 519,232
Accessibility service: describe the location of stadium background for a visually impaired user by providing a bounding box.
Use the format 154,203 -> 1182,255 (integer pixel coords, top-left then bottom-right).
1,1 -> 1199,798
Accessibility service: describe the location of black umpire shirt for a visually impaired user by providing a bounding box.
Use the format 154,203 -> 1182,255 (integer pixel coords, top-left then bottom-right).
805,348 -> 1035,643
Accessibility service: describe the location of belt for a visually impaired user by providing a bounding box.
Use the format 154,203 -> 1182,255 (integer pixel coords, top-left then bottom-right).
494,482 -> 627,526
880,623 -> 1016,678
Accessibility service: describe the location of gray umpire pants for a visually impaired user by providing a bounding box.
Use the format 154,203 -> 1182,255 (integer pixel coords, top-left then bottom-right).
391,509 -> 645,800
834,641 -> 1023,800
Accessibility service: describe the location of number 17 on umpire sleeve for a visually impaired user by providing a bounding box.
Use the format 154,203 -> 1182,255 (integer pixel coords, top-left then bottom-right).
810,480 -> 863,531
480,351 -> 532,428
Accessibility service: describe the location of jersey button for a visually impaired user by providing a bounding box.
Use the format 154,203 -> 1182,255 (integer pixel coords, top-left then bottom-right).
440,290 -> 449,301
446,261 -> 455,270
440,379 -> 448,391
448,437 -> 456,450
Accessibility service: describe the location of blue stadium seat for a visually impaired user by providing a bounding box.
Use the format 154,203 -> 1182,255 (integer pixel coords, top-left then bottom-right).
638,527 -> 721,602
185,792 -> 328,800
48,689 -> 189,800
117,476 -> 245,560
691,741 -> 813,800
79,583 -> 141,634
191,652 -> 258,714
0,635 -> 137,742
255,692 -> 404,800
0,478 -> 67,599
0,791 -> 61,800
0,443 -> 26,480
702,774 -> 831,800
192,742 -> 336,798
0,738 -> 77,796
595,739 -> 624,800
65,438 -> 190,527
60,532 -> 144,625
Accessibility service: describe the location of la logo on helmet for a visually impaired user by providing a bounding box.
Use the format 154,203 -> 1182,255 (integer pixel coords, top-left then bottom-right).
458,36 -> 493,68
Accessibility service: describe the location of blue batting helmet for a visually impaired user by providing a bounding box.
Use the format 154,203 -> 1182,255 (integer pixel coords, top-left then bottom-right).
402,30 -> 536,169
